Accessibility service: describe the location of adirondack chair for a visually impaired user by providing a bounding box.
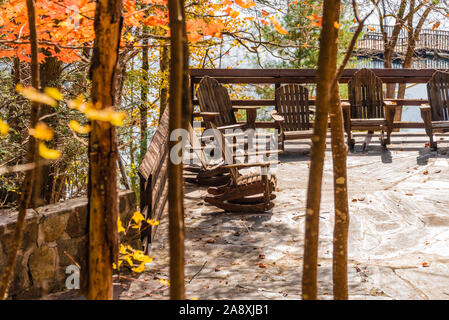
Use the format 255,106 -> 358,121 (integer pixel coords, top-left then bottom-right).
270,84 -> 313,150
342,68 -> 396,150
420,71 -> 449,150
195,75 -> 259,130
184,122 -> 231,186
185,122 -> 281,186
204,122 -> 277,213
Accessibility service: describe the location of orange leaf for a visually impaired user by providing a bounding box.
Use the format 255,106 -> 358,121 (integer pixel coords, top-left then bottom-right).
261,9 -> 269,16
432,21 -> 440,31
269,16 -> 288,35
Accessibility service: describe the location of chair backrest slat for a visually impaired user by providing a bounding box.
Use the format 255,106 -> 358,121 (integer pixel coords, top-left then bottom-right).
427,71 -> 449,121
275,84 -> 310,131
348,68 -> 385,119
196,76 -> 236,127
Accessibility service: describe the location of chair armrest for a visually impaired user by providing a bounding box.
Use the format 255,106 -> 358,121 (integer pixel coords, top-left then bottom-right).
270,110 -> 285,122
193,112 -> 220,127
383,100 -> 397,110
420,104 -> 431,112
193,111 -> 220,118
221,160 -> 279,169
420,104 -> 432,123
231,106 -> 260,111
232,106 -> 258,129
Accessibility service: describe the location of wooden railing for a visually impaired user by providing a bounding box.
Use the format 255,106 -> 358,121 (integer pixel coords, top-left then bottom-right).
190,68 -> 442,129
356,25 -> 449,53
138,108 -> 169,253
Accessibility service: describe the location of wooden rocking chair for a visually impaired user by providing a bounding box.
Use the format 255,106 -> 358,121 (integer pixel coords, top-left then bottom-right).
185,122 -> 281,186
270,84 -> 313,151
203,122 -> 277,213
195,75 -> 259,130
420,71 -> 449,150
184,122 -> 231,186
342,68 -> 396,150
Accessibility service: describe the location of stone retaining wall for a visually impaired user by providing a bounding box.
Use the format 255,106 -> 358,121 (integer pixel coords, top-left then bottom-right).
0,190 -> 137,299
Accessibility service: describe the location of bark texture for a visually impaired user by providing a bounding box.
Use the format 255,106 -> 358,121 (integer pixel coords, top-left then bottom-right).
167,0 -> 186,300
0,0 -> 41,299
86,0 -> 123,300
302,0 -> 340,300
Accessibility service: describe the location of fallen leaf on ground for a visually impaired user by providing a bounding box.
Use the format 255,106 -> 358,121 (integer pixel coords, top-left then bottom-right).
206,238 -> 216,243
258,263 -> 266,268
259,254 -> 265,259
422,262 -> 430,267
423,170 -> 429,175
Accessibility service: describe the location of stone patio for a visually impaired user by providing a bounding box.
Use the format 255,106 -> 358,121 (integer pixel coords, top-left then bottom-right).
46,131 -> 449,300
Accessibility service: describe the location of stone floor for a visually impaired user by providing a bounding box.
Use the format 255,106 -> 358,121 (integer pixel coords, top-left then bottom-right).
47,131 -> 449,300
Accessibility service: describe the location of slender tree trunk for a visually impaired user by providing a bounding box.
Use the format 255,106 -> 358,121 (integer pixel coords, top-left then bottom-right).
302,0 -> 340,300
160,44 -> 169,118
167,0 -> 186,300
32,54 -> 63,206
397,5 -> 432,100
181,5 -> 192,131
139,29 -> 149,164
0,0 -> 41,299
382,0 -> 407,102
329,85 -> 349,300
86,0 -> 123,300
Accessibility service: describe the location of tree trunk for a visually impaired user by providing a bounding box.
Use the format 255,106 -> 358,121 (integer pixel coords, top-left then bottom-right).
32,54 -> 63,206
397,4 -> 432,100
160,44 -> 169,119
139,30 -> 149,164
0,0 -> 41,299
86,0 -> 123,300
329,85 -> 349,300
167,0 -> 186,300
302,0 -> 340,300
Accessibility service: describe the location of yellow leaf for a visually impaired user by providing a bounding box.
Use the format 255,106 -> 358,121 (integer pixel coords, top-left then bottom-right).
107,110 -> 127,127
334,21 -> 342,29
39,142 -> 61,160
132,211 -> 145,224
158,279 -> 170,286
0,119 -> 9,137
69,120 -> 91,134
16,84 -> 57,107
29,122 -> 54,141
124,255 -> 134,267
133,250 -> 153,264
132,262 -> 146,273
67,94 -> 85,110
44,87 -> 64,101
147,219 -> 159,226
119,244 -> 128,255
118,217 -> 126,233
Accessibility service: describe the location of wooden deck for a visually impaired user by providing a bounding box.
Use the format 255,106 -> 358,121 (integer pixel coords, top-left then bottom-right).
117,132 -> 449,300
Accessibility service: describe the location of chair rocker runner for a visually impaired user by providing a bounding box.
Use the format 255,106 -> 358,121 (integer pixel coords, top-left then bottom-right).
203,122 -> 278,213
